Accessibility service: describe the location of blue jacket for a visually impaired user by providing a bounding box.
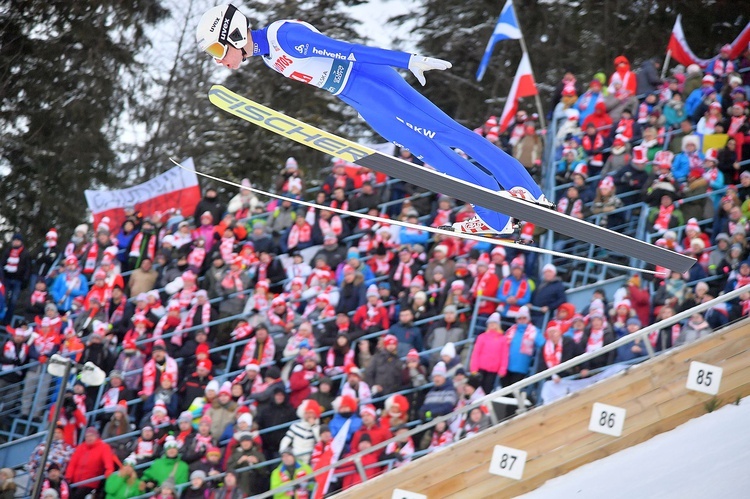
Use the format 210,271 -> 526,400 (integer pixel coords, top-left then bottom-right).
419,381 -> 457,419
507,323 -> 546,375
530,278 -> 567,317
398,227 -> 430,246
671,151 -> 704,182
388,322 -> 424,357
684,88 -> 705,117
329,413 -> 362,452
496,276 -> 533,316
50,271 -> 89,312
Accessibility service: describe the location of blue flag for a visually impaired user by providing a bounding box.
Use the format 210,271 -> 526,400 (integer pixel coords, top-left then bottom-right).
476,0 -> 522,82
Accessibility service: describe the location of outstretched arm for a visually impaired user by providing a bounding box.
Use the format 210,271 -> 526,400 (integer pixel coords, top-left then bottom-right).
277,23 -> 451,85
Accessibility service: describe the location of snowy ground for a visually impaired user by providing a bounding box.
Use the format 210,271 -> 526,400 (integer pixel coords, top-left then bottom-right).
519,397 -> 750,499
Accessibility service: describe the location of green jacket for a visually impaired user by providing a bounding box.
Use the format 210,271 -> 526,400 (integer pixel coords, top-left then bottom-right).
270,461 -> 313,499
142,455 -> 190,486
104,472 -> 142,499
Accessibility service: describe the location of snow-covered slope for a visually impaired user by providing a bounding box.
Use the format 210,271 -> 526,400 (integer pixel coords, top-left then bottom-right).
519,398 -> 750,499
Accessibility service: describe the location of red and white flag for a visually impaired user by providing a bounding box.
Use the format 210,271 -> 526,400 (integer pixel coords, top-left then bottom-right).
84,157 -> 201,234
667,15 -> 712,68
668,15 -> 750,68
314,418 -> 351,498
498,52 -> 538,133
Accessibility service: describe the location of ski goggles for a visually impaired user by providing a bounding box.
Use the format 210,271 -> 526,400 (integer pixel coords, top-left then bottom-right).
204,41 -> 229,60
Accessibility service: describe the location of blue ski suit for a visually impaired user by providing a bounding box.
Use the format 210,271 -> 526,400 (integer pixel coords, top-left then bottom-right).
250,20 -> 543,231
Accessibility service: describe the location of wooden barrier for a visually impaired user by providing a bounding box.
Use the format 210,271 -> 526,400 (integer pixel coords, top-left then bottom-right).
338,320 -> 750,499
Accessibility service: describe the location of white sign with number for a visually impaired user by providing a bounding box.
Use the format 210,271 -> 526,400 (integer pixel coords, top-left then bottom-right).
686,361 -> 723,395
488,445 -> 527,480
588,402 -> 626,437
392,489 -> 427,499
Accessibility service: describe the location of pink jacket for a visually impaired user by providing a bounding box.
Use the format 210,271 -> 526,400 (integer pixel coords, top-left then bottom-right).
470,330 -> 509,376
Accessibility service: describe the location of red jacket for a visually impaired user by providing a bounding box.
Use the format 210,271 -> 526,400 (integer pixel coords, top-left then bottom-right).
337,451 -> 382,490
472,271 -> 500,316
65,438 -> 115,488
288,365 -> 322,408
352,304 -> 390,332
350,421 -> 392,451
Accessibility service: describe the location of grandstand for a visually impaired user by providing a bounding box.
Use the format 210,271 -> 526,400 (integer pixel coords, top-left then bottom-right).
1,42 -> 750,499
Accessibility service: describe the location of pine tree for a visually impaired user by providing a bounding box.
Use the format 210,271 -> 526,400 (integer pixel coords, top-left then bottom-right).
0,0 -> 167,244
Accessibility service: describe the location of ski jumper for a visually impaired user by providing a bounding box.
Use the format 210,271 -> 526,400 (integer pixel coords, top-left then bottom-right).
251,20 -> 543,232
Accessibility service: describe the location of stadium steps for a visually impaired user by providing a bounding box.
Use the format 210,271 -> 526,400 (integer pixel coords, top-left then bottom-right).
336,317 -> 750,498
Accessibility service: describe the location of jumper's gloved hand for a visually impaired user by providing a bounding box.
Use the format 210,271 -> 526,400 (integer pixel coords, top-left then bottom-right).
408,55 -> 452,86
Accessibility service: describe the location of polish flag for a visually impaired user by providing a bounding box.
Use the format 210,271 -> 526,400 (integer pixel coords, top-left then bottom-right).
84,157 -> 201,235
668,15 -> 750,68
667,15 -> 711,68
498,52 -> 538,133
314,418 -> 351,498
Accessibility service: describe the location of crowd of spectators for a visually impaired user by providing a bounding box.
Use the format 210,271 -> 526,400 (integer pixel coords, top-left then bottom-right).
1,44 -> 749,498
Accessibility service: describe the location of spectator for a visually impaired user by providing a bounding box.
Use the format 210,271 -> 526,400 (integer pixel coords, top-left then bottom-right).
365,334 -> 405,398
256,387 -> 297,458
182,470 -> 211,499
496,256 -> 532,320
194,187 -> 226,227
279,399 -> 322,464
1,232 -> 32,323
216,255 -> 251,319
41,463 -> 70,499
141,436 -> 189,492
388,309 -> 423,357
662,91 -> 687,129
104,456 -> 141,499
336,266 -> 367,314
312,234 -> 348,272
270,449 -> 314,499
424,305 -> 467,366
612,145 -> 649,195
350,403 -> 392,451
227,178 -> 261,222
513,123 -> 544,179
575,79 -> 606,122
460,406 -> 492,440
530,264 -> 567,324
390,246 -> 422,298
328,395 -> 362,450
580,312 -> 616,375
536,323 -> 578,377
205,382 -> 238,441
636,57 -> 662,95
648,193 -> 684,234
0,468 -> 17,499
281,211 -> 315,254
336,433 -> 383,490
128,257 -> 158,297
591,176 -> 624,228
289,352 -> 323,408
50,255 -> 89,313
226,433 -> 269,496
139,340 -> 178,400
614,318 -> 647,363
0,322 -> 35,414
469,313 -> 509,394
418,362 -> 458,421
65,427 -> 115,499
675,313 -> 713,347
27,424 -> 74,480
502,306 -> 545,386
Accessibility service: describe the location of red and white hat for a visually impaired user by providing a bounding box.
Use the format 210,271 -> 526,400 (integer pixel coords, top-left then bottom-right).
573,162 -> 589,178
360,404 -> 377,418
486,126 -> 500,142
510,255 -> 525,269
333,394 -> 358,413
450,279 -> 465,290
245,359 -> 261,372
153,400 -> 168,414
167,300 -> 181,312
702,74 -> 716,85
385,394 -> 410,415
46,228 -> 58,240
271,296 -> 286,307
485,116 -> 498,128
491,246 -> 506,257
383,334 -> 398,347
255,279 -> 270,290
297,399 -> 322,419
704,148 -> 719,164
653,150 -> 674,169
409,275 -> 425,289
709,101 -> 722,111
65,255 -> 78,266
632,145 -> 648,165
218,381 -> 232,396
599,176 -> 615,190
686,217 -> 700,234
182,270 -> 197,282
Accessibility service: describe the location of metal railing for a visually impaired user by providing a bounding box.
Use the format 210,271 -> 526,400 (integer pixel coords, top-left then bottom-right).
247,283 -> 750,498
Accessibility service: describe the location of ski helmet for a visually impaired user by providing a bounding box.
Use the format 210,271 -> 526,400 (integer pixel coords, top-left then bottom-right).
196,4 -> 248,60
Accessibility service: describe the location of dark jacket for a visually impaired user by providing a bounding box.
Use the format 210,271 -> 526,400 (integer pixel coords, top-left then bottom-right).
0,244 -> 31,283
636,59 -> 662,95
530,278 -> 567,319
255,391 -> 297,456
535,336 -> 579,377
418,380 -> 457,419
194,196 -> 226,227
364,350 -> 404,396
388,321 -> 423,357
226,444 -> 270,496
